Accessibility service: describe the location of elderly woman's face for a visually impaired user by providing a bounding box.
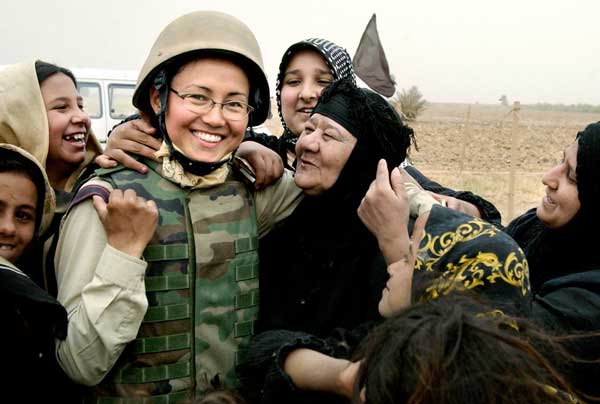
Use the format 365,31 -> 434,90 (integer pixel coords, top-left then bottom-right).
536,142 -> 580,229
294,113 -> 356,195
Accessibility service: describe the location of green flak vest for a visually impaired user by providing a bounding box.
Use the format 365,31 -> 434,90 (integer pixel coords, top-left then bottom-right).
86,161 -> 259,403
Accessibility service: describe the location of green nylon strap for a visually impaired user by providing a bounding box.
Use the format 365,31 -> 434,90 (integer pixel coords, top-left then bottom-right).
234,319 -> 256,338
131,333 -> 191,354
235,348 -> 249,366
143,244 -> 189,262
116,361 -> 191,384
94,164 -> 128,178
144,303 -> 190,323
234,236 -> 259,254
83,390 -> 188,404
145,274 -> 190,292
235,262 -> 259,281
234,289 -> 259,310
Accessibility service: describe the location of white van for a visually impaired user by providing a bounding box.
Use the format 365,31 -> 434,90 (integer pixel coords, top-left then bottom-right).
1,64 -> 274,144
71,67 -> 138,145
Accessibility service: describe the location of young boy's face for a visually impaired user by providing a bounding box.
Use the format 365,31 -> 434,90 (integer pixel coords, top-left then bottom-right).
0,171 -> 37,263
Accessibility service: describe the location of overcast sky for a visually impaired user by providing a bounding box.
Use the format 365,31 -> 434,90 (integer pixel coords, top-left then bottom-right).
2,0 -> 599,104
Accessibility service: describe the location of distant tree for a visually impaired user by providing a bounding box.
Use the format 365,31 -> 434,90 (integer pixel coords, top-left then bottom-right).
499,94 -> 509,107
522,103 -> 600,113
396,86 -> 427,121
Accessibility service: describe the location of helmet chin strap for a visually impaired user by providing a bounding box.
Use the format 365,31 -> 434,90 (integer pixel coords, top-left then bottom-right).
153,69 -> 231,177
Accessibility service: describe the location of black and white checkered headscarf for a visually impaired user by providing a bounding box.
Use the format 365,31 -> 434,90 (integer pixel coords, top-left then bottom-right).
275,38 -> 355,141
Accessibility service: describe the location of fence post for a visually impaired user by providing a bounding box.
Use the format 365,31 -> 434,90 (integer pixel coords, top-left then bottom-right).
507,101 -> 520,221
458,104 -> 472,178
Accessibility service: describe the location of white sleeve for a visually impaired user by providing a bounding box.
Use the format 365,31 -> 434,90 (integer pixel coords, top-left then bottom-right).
54,198 -> 148,386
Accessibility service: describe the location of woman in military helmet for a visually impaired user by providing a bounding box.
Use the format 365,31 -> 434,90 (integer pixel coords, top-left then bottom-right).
54,10 -> 302,402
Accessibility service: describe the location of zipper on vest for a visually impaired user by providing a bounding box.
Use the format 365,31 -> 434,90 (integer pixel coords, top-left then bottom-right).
183,196 -> 197,396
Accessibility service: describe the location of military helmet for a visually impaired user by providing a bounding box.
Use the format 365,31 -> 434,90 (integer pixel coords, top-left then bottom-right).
133,11 -> 270,125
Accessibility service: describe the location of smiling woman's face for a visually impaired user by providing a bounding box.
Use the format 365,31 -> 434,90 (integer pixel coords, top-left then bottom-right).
294,113 -> 356,196
536,142 -> 580,229
151,57 -> 250,163
280,50 -> 333,136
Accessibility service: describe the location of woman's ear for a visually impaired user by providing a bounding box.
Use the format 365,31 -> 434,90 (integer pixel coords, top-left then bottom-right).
149,88 -> 161,114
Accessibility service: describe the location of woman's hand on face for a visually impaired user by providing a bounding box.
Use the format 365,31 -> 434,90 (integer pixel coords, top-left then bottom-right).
358,159 -> 411,264
427,192 -> 482,218
92,189 -> 158,258
235,141 -> 284,190
96,119 -> 161,173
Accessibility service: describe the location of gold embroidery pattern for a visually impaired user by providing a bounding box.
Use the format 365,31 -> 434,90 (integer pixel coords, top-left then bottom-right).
415,217 -> 530,301
487,252 -> 530,296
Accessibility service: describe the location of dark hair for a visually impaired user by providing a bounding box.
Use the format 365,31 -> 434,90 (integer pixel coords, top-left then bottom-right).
354,294 -> 579,404
0,149 -> 46,233
34,60 -> 77,87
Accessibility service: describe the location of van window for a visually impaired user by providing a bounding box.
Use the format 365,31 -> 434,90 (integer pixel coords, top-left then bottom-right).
109,84 -> 136,119
79,82 -> 102,119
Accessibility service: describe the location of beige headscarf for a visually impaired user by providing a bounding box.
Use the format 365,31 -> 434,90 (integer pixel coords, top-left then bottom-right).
0,143 -> 56,237
0,61 -> 102,192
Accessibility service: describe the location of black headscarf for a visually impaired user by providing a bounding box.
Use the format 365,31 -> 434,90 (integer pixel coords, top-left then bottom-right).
576,122 -> 600,222
275,38 -> 356,153
414,205 -> 531,316
305,78 -> 414,210
506,122 -> 600,291
283,78 -> 414,292
256,78 -> 415,336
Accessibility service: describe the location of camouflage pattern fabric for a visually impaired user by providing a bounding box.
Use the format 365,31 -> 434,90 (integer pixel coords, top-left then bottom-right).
83,159 -> 259,403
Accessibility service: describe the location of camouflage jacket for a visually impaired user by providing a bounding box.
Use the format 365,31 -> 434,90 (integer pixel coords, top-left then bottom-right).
57,159 -> 302,403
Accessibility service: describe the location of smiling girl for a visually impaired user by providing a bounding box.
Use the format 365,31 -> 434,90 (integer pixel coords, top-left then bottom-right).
0,61 -> 102,193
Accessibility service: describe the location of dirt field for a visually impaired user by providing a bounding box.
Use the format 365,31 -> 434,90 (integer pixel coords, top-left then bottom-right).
264,101 -> 600,225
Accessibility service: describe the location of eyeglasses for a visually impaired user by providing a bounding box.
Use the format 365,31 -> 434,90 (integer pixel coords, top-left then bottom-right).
169,88 -> 254,121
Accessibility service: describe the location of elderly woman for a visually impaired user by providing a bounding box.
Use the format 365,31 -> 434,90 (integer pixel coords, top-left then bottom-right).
256,78 -> 414,339
237,78 -> 530,404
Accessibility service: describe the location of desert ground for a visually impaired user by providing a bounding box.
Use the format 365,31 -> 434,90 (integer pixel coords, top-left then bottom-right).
264,102 -> 600,225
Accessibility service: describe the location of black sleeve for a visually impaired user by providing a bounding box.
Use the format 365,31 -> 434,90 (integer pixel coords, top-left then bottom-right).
531,271 -> 600,396
237,323 -> 375,404
405,165 -> 502,226
243,129 -> 288,163
532,271 -> 600,333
